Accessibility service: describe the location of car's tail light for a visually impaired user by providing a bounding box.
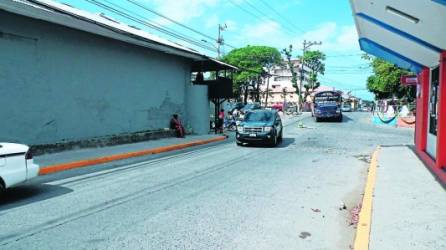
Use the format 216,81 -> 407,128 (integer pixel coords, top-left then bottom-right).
25,150 -> 33,160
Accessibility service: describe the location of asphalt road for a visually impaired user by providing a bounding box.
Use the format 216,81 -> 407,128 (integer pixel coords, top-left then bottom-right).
0,112 -> 413,250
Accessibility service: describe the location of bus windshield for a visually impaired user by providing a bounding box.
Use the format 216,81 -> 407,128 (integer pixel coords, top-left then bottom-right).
314,92 -> 341,105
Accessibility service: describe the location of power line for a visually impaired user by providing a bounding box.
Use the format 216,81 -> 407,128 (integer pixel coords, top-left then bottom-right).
228,0 -> 298,40
326,65 -> 371,69
227,0 -> 265,22
127,0 -> 216,42
326,65 -> 370,68
127,0 -> 236,50
241,0 -> 301,36
257,0 -> 307,34
100,0 -> 218,51
325,72 -> 370,74
325,53 -> 364,58
83,0 -> 218,53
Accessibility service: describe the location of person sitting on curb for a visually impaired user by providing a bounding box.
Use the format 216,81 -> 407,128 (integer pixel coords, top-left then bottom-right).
170,114 -> 185,138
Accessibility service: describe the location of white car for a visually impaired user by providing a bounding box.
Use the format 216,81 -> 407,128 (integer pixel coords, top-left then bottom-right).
0,143 -> 40,194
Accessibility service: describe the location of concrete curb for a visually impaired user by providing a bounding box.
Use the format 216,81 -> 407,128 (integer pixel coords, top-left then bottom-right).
39,136 -> 227,176
353,146 -> 380,250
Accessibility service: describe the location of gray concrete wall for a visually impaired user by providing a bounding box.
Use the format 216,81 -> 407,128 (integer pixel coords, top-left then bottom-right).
0,10 -> 200,145
186,84 -> 209,134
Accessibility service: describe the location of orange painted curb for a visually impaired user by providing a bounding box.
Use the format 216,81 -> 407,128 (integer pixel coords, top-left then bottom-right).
39,136 -> 227,175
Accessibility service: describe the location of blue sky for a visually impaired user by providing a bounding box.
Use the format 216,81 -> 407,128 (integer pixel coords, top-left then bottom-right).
55,0 -> 374,100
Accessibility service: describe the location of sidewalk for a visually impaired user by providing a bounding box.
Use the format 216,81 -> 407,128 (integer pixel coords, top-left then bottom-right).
35,134 -> 226,174
34,114 -> 306,176
368,146 -> 446,250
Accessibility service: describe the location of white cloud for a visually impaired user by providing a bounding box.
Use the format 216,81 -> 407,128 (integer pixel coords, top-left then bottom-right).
290,23 -> 359,53
225,20 -> 238,32
149,0 -> 219,25
244,20 -> 282,40
205,14 -> 219,28
300,22 -> 337,43
235,20 -> 360,55
334,25 -> 360,51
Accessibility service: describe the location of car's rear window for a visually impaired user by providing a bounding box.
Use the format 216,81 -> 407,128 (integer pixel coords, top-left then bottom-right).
245,111 -> 273,122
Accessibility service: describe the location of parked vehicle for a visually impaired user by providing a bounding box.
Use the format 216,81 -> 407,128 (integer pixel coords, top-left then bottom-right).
240,103 -> 261,113
341,103 -> 352,112
0,143 -> 39,195
360,106 -> 370,112
271,103 -> 283,112
226,102 -> 244,113
236,110 -> 283,146
312,91 -> 343,122
239,103 -> 262,120
224,117 -> 237,131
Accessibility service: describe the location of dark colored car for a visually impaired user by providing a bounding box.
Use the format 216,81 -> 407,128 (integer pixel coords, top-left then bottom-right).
236,110 -> 283,146
312,91 -> 343,122
226,102 -> 245,113
240,103 -> 262,113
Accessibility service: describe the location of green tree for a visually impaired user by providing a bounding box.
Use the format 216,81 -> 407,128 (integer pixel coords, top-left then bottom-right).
301,50 -> 326,100
282,45 -> 300,107
364,56 -> 415,100
222,45 -> 282,104
282,46 -> 325,110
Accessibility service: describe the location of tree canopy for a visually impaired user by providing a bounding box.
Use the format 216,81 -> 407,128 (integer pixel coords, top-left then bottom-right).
222,45 -> 282,102
364,56 -> 415,100
222,45 -> 282,84
301,50 -> 325,98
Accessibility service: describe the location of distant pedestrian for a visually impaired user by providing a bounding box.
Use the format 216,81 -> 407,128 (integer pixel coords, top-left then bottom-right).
232,108 -> 240,119
170,114 -> 185,138
218,109 -> 225,133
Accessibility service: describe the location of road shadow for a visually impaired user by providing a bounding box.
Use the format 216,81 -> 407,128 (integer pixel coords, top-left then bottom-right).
241,137 -> 295,149
316,114 -> 353,123
341,114 -> 354,123
0,184 -> 73,212
406,144 -> 446,190
277,138 -> 296,148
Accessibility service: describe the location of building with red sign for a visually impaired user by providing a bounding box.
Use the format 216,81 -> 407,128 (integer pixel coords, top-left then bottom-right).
350,0 -> 446,184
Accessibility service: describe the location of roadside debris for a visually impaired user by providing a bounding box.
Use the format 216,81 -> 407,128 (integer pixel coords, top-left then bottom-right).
299,232 -> 311,239
354,154 -> 372,163
311,208 -> 321,213
297,122 -> 315,129
349,204 -> 362,226
339,202 -> 347,210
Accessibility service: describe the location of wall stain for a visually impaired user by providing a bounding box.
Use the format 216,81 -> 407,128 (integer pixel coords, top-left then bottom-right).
145,95 -> 185,129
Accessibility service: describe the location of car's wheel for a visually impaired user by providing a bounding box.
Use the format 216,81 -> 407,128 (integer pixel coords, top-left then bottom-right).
270,134 -> 278,147
338,115 -> 343,122
0,181 -> 5,200
278,130 -> 283,142
315,117 -> 320,122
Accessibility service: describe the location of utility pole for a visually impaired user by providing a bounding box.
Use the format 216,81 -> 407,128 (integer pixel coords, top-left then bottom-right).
264,64 -> 273,108
264,71 -> 271,108
217,24 -> 227,59
299,40 -> 322,112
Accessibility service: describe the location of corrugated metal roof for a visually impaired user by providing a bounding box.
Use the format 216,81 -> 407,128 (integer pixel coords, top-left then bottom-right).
0,0 -> 237,70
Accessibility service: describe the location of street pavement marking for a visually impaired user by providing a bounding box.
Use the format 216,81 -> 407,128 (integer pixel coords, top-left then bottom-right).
354,146 -> 380,250
39,136 -> 227,175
